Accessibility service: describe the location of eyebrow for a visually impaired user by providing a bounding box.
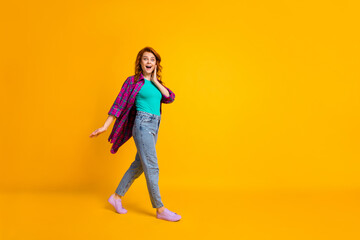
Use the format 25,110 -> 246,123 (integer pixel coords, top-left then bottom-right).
143,56 -> 155,59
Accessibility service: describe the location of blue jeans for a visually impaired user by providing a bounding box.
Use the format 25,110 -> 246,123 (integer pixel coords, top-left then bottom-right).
115,110 -> 164,208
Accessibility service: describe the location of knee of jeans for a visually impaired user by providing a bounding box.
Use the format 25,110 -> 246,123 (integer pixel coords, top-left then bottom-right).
130,161 -> 142,169
134,169 -> 143,178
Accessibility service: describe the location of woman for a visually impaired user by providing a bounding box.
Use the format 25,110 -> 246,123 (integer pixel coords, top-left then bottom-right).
90,47 -> 181,222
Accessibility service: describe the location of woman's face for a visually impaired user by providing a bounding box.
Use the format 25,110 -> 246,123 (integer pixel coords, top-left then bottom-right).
140,52 -> 156,75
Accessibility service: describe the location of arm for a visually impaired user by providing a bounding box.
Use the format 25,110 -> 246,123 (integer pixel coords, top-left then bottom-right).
151,66 -> 175,104
152,79 -> 175,104
153,80 -> 170,97
89,77 -> 131,138
103,114 -> 116,130
89,114 -> 116,138
160,85 -> 175,104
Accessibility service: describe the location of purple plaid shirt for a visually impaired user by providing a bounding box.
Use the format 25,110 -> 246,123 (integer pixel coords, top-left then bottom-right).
107,73 -> 175,154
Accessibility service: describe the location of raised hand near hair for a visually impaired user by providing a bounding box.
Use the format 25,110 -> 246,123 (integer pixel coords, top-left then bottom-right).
151,65 -> 158,83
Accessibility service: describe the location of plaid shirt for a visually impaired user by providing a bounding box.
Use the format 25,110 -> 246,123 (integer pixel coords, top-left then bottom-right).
107,73 -> 175,154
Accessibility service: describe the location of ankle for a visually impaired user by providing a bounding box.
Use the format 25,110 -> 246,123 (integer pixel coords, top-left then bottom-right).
157,206 -> 165,213
114,193 -> 122,199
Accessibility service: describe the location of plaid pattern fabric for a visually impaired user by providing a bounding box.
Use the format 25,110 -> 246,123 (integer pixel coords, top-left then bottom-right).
107,73 -> 175,154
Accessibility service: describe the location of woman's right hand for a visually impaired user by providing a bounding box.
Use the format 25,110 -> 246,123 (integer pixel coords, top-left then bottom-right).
89,126 -> 107,138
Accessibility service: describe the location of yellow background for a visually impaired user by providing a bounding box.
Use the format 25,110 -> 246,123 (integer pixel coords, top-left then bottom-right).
1,0 -> 359,239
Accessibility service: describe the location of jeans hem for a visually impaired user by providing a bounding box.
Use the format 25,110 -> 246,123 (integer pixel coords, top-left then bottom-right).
153,204 -> 164,208
115,191 -> 125,197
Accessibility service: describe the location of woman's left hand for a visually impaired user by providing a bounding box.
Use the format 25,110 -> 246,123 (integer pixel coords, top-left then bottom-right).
151,65 -> 158,83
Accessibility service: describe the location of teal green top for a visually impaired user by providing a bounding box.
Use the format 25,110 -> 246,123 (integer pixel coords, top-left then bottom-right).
135,78 -> 162,116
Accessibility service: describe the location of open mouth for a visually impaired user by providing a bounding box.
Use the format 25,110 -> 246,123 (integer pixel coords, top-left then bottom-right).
146,66 -> 152,70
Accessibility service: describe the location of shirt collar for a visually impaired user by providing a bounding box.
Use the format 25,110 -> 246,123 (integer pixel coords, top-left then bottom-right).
139,72 -> 145,81
140,72 -> 154,81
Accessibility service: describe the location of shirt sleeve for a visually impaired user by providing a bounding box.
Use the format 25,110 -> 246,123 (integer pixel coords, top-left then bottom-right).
108,77 -> 131,118
161,85 -> 175,104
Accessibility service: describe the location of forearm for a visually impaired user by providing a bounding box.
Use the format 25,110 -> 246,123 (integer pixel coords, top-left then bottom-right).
154,81 -> 170,97
103,115 -> 116,130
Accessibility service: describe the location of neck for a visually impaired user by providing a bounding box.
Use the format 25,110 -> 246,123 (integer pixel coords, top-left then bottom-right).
142,72 -> 151,80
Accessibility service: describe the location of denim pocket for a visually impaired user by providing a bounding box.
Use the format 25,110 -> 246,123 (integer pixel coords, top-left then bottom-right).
140,115 -> 152,123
